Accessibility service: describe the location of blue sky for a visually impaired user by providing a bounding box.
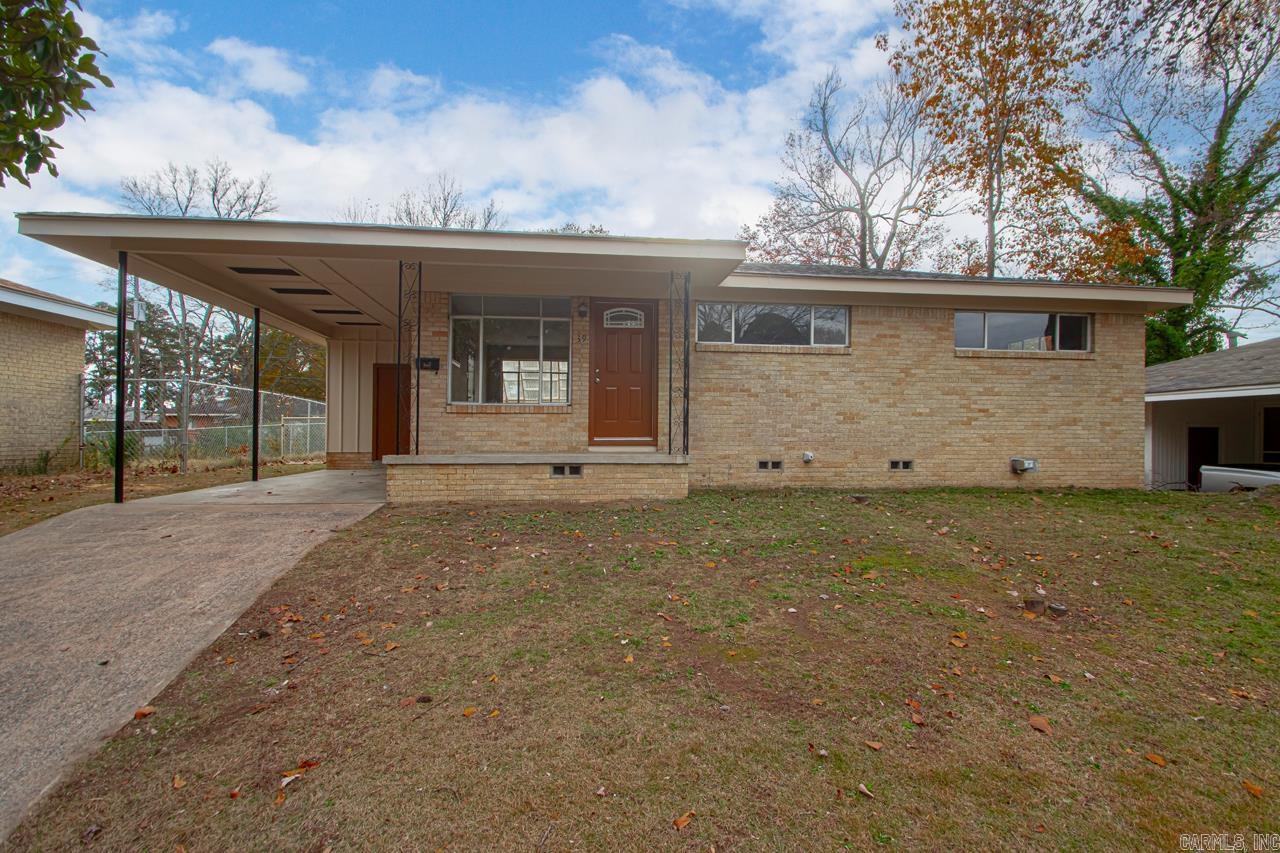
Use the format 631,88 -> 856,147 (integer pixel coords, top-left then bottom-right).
5,1 -> 1274,342
2,0 -> 900,305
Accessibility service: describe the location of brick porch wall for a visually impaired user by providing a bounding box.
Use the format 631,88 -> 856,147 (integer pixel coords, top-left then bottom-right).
387,460 -> 689,503
0,311 -> 84,470
689,306 -> 1146,489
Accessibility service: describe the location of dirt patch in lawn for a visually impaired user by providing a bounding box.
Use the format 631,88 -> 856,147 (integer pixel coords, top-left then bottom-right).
6,487 -> 1278,850
0,461 -> 323,537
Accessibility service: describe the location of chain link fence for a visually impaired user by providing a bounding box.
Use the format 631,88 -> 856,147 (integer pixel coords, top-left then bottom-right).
80,377 -> 326,470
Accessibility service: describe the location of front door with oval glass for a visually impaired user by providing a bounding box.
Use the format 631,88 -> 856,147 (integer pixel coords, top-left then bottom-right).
589,300 -> 657,446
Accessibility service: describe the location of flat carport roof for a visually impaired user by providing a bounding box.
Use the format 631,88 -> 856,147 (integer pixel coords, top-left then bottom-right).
16,212 -> 748,343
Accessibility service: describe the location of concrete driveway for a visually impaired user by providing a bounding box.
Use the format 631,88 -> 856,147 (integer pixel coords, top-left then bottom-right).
0,469 -> 384,838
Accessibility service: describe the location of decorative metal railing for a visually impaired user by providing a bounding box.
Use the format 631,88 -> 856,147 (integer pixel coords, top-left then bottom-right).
667,271 -> 691,456
396,260 -> 424,454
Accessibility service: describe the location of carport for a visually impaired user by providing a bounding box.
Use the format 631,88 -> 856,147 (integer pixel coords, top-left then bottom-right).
1145,336 -> 1280,489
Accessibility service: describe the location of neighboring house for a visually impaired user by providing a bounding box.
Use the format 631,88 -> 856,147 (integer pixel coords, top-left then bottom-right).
18,213 -> 1192,501
1145,337 -> 1280,489
0,278 -> 115,471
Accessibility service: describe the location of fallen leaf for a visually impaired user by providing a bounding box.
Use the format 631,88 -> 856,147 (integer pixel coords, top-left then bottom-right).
384,641 -> 399,652
811,698 -> 825,707
462,706 -> 478,717
399,697 -> 415,708
673,810 -> 695,831
623,654 -> 634,664
172,775 -> 186,790
1242,779 -> 1263,798
949,638 -> 968,648
274,788 -> 286,807
1047,674 -> 1063,684
488,709 -> 500,718
704,561 -> 717,569
595,786 -> 607,797
1029,716 -> 1053,735
910,712 -> 925,726
864,741 -> 883,751
1145,752 -> 1167,767
133,705 -> 155,720
228,785 -> 241,799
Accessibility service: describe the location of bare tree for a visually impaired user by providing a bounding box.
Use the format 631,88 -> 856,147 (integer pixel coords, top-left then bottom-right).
338,174 -> 506,230
118,158 -> 280,387
743,70 -> 954,270
120,158 -> 277,220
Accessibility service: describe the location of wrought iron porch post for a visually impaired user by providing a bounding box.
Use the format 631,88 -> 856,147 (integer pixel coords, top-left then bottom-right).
415,260 -> 423,454
395,261 -> 404,454
682,272 -> 691,455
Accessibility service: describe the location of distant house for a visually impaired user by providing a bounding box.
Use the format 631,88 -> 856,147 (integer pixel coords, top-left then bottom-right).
1145,337 -> 1280,489
0,278 -> 116,470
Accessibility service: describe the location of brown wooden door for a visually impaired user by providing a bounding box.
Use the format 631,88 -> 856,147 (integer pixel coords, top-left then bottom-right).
589,300 -> 657,446
373,363 -> 411,461
1186,426 -> 1219,490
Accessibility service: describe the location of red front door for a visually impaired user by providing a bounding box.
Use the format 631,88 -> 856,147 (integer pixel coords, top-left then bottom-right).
589,300 -> 657,446
372,363 -> 410,460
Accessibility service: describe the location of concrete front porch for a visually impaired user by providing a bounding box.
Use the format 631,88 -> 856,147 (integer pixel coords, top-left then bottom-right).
383,452 -> 690,503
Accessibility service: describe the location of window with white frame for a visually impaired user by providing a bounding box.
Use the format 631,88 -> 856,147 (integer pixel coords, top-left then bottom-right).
449,295 -> 571,404
696,302 -> 848,346
954,311 -> 1090,352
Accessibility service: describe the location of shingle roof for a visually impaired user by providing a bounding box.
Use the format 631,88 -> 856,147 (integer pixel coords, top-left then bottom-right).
1146,336 -> 1280,394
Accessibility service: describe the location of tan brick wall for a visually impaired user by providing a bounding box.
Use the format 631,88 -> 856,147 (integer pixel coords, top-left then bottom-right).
0,311 -> 85,470
412,293 -> 674,453
392,294 -> 1147,494
325,451 -> 374,469
386,461 -> 689,504
689,306 -> 1146,489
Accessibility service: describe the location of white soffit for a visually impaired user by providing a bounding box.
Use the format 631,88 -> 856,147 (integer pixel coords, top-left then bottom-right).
17,213 -> 747,341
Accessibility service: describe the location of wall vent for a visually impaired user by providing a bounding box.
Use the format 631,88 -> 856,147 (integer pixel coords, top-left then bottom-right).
757,459 -> 783,471
550,464 -> 583,478
889,459 -> 914,471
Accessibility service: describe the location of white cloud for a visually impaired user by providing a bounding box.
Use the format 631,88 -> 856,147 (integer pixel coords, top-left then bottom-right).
206,37 -> 309,96
367,64 -> 441,110
1,1 -> 900,304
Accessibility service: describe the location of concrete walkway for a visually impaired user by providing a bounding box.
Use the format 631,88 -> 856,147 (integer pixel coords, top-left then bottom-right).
0,469 -> 384,839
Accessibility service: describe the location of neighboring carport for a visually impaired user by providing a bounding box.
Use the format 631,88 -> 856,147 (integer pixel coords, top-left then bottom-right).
0,469 -> 384,838
1145,337 -> 1280,489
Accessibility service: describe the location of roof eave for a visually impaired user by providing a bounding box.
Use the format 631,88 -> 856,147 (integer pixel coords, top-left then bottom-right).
722,271 -> 1195,311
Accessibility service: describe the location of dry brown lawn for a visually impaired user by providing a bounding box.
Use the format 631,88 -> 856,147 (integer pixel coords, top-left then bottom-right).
5,487 -> 1278,850
0,461 -> 323,537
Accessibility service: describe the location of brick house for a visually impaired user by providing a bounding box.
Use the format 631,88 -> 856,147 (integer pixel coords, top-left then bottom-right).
18,214 -> 1192,500
0,278 -> 115,470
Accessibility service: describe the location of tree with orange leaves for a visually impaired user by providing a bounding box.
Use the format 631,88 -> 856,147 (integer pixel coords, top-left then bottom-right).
885,0 -> 1088,277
